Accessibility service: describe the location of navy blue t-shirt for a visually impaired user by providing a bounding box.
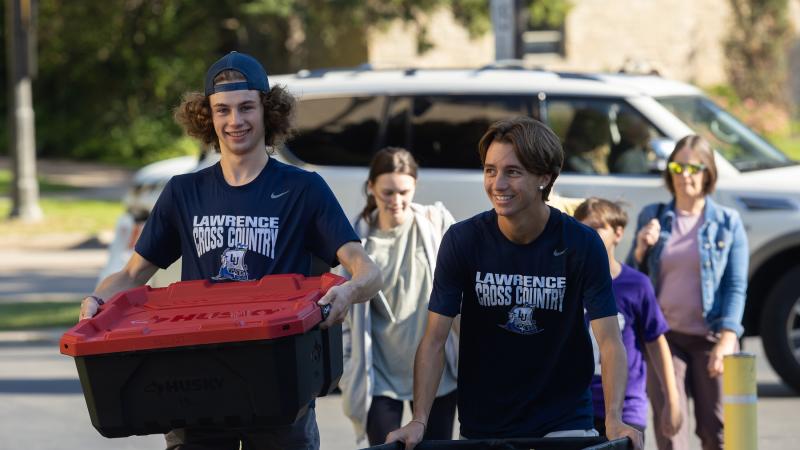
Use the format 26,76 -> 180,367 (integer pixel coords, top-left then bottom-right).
429,207 -> 618,439
135,158 -> 359,281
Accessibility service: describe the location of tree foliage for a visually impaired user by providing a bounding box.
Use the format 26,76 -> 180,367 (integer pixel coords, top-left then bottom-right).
451,0 -> 571,37
0,0 -> 488,165
1,1 -> 576,164
528,0 -> 572,29
7,1 -> 253,164
725,0 -> 793,108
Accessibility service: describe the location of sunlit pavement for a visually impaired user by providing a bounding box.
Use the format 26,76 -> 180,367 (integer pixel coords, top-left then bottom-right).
0,337 -> 796,450
0,341 -> 357,450
0,249 -> 108,303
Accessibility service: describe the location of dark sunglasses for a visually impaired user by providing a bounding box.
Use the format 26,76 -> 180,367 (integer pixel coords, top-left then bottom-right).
668,161 -> 706,175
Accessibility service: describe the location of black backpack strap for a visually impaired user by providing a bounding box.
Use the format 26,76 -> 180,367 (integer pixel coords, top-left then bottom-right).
639,202 -> 666,275
655,202 -> 666,222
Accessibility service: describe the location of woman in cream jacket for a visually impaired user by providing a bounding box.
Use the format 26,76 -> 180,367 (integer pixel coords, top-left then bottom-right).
337,147 -> 458,445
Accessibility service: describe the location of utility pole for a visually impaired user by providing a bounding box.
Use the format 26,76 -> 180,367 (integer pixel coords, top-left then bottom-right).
490,0 -> 516,60
5,0 -> 43,221
490,0 -> 526,61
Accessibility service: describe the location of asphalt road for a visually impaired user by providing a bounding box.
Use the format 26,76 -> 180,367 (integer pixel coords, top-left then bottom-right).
0,337 -> 796,450
1,159 -> 796,449
0,341 -> 358,450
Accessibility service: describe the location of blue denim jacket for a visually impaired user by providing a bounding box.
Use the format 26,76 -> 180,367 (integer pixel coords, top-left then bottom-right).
626,197 -> 748,336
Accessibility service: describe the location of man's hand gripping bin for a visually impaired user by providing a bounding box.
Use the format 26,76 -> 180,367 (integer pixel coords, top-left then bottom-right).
60,273 -> 345,438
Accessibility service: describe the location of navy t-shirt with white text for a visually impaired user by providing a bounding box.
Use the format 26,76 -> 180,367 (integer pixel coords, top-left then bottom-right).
135,159 -> 358,281
429,207 -> 617,439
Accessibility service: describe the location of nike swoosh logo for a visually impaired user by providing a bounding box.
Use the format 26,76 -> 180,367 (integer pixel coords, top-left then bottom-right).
270,190 -> 290,199
553,248 -> 567,256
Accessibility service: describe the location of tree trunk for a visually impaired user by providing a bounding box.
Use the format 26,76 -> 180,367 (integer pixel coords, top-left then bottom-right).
5,0 -> 42,221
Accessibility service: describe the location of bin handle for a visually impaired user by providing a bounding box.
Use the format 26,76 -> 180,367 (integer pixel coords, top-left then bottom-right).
320,303 -> 332,321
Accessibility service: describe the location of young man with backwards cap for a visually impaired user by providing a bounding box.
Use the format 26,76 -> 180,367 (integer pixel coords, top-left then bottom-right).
79,51 -> 382,449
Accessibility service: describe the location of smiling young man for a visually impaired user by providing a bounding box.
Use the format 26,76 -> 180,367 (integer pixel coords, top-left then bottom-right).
386,117 -> 643,450
79,52 -> 381,450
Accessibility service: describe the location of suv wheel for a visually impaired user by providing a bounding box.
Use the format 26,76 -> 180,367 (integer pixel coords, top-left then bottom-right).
760,265 -> 800,393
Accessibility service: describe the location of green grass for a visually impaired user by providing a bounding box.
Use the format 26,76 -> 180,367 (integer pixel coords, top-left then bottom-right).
0,198 -> 124,236
0,301 -> 80,330
0,170 -> 78,195
0,168 -> 124,237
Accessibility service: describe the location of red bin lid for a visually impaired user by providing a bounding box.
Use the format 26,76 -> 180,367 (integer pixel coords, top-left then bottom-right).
60,273 -> 345,357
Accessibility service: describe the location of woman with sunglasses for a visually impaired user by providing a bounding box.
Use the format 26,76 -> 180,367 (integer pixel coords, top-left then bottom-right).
627,135 -> 748,450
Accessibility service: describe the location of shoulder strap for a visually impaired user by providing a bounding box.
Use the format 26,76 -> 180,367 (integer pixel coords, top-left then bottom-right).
640,202 -> 666,275
655,202 -> 666,221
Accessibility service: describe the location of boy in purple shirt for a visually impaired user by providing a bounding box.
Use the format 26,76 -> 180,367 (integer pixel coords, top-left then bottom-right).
575,198 -> 682,437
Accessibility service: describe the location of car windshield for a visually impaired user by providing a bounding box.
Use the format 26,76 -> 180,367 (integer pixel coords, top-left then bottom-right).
657,96 -> 796,171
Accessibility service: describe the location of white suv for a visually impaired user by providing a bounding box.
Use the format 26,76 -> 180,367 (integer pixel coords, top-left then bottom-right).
103,66 -> 800,391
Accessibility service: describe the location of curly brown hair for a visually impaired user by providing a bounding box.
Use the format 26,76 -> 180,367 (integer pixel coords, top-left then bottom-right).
174,70 -> 296,151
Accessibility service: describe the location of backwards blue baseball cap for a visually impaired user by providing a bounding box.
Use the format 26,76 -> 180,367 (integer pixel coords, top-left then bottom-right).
204,51 -> 270,96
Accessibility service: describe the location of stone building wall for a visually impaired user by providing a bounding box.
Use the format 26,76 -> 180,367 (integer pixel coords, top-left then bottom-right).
366,8 -> 494,69
367,1 -> 800,90
553,0 -> 730,85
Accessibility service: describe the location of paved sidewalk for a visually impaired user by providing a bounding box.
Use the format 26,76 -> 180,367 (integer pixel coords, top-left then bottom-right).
2,338 -> 796,450
0,157 -> 133,199
1,158 -> 133,303
0,342 -> 361,450
0,328 -> 67,344
0,248 -> 108,302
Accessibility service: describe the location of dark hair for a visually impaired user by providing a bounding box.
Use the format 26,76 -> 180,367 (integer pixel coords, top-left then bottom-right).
360,147 -> 418,225
477,116 -> 564,201
174,70 -> 296,151
663,134 -> 717,195
573,197 -> 628,230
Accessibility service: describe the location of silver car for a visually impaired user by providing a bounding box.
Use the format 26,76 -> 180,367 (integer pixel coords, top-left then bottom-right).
102,67 -> 800,392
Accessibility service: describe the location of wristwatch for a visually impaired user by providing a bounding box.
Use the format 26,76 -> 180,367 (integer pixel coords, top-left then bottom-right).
88,295 -> 105,306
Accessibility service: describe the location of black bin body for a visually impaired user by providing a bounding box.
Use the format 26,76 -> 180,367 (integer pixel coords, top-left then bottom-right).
74,325 -> 342,438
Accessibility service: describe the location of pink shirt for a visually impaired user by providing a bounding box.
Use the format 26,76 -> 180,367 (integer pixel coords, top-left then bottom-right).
657,210 -> 709,335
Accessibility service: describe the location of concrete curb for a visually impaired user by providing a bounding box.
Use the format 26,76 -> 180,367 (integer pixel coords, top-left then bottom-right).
0,328 -> 67,344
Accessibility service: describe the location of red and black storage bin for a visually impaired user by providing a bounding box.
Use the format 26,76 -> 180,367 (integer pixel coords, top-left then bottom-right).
60,273 -> 344,438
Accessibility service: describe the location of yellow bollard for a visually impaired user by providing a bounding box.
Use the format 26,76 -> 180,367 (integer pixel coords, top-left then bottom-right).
723,352 -> 757,450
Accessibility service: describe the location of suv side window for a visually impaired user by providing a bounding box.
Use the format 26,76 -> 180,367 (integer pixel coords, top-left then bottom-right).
547,97 -> 665,175
386,95 -> 540,169
287,96 -> 385,166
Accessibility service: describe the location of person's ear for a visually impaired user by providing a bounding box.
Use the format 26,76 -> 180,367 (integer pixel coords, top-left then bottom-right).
614,226 -> 624,243
538,174 -> 552,190
367,180 -> 374,197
